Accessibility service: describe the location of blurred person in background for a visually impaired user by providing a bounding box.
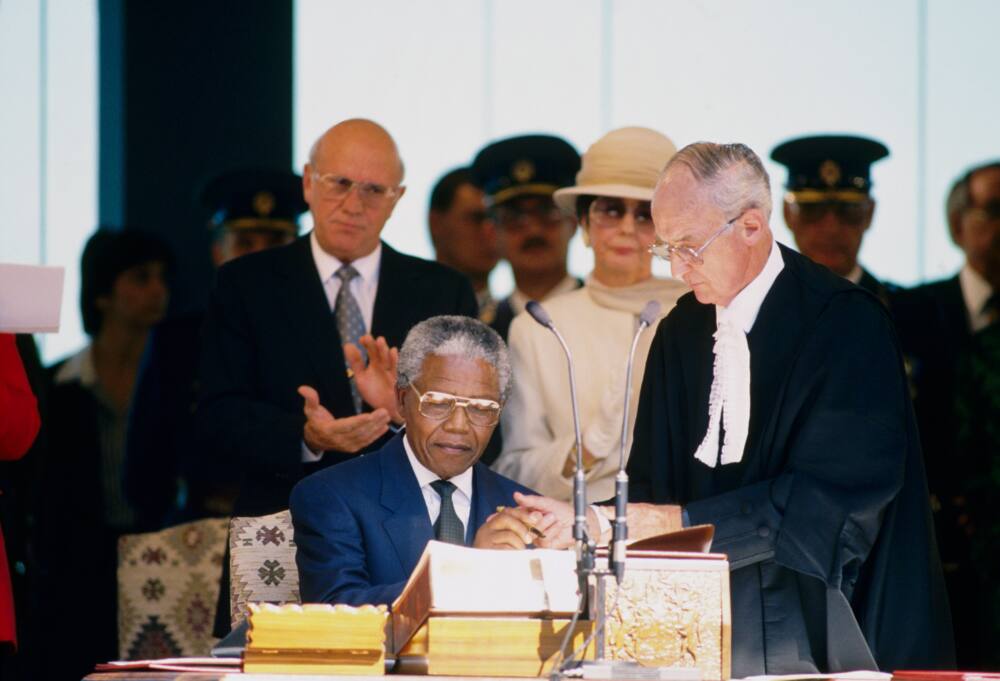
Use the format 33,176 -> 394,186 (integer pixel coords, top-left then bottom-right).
37,227 -> 172,680
771,134 -> 896,305
892,160 -> 1000,668
427,167 -> 499,323
494,127 -> 687,501
471,134 -> 581,340
124,169 -> 307,528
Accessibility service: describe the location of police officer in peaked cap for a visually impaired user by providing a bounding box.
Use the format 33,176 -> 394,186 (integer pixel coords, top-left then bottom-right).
772,134 -> 896,304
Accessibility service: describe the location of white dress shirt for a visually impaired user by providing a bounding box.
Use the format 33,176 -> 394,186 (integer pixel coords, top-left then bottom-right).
302,233 -> 383,462
719,238 -> 786,335
959,262 -> 995,333
310,231 -> 381,329
402,434 -> 474,532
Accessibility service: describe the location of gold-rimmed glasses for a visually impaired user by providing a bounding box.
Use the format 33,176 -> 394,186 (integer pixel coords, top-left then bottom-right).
311,172 -> 401,208
409,384 -> 501,427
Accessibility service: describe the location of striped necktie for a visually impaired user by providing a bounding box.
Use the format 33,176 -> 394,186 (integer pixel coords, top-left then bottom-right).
334,265 -> 365,413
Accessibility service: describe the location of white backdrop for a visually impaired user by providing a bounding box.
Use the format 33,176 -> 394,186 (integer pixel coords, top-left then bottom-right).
295,0 -> 1000,298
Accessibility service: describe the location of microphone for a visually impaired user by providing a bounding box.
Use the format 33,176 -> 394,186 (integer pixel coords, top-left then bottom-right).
525,301 -> 591,579
610,300 -> 661,584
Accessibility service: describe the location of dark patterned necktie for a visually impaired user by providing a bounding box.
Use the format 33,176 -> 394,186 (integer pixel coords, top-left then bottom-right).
430,480 -> 466,545
334,265 -> 365,413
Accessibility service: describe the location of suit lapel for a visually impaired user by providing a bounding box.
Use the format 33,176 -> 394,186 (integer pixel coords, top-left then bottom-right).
468,464 -> 503,544
275,236 -> 354,411
380,435 -> 435,572
371,243 -> 418,346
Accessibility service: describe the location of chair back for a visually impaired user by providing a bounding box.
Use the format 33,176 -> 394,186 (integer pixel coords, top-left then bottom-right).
229,509 -> 300,629
117,517 -> 228,659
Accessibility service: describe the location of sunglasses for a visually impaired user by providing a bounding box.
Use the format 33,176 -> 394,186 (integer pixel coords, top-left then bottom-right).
789,200 -> 870,227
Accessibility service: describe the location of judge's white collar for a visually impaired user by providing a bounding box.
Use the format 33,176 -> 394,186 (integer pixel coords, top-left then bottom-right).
716,238 -> 785,334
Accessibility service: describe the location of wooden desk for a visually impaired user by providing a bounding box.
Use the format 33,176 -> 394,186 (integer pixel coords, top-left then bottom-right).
85,675 -> 522,681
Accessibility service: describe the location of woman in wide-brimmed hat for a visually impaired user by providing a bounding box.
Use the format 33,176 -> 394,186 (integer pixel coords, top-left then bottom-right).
494,127 -> 687,502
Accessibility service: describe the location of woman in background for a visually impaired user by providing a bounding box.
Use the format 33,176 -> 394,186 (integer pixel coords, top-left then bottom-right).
37,228 -> 171,679
494,127 -> 687,502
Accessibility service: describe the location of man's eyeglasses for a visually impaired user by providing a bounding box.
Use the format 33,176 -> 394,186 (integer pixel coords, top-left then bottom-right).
588,197 -> 655,233
788,200 -> 870,227
491,204 -> 566,232
311,172 -> 400,208
409,384 -> 501,427
648,216 -> 737,266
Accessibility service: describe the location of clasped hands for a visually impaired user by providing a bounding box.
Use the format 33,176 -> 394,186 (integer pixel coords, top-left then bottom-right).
299,334 -> 402,455
507,492 -> 684,550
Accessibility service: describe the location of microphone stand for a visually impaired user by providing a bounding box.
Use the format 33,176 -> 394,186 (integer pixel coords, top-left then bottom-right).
525,302 -> 592,598
527,300 -> 661,680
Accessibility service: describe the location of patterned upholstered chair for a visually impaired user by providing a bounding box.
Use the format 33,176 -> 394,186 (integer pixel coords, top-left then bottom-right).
117,517 -> 228,659
228,510 -> 300,629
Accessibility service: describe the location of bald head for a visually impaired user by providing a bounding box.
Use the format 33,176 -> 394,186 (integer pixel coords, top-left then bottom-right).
303,118 -> 407,261
309,118 -> 405,184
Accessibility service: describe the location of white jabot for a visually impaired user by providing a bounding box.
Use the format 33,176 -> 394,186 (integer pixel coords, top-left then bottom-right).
507,275 -> 579,317
693,240 -> 785,468
403,434 -> 474,530
959,263 -> 995,333
309,231 -> 381,331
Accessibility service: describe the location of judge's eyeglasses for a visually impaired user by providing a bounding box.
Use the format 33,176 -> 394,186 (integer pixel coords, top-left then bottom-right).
648,214 -> 739,266
409,384 -> 501,427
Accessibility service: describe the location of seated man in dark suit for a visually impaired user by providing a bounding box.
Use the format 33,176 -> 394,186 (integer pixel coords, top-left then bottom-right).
290,315 -> 551,606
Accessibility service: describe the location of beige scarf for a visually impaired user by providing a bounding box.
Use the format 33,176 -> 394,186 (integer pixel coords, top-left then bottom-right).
585,274 -> 688,317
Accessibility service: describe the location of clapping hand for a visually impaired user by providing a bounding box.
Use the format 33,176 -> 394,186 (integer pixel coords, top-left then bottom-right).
344,334 -> 403,424
298,385 -> 390,454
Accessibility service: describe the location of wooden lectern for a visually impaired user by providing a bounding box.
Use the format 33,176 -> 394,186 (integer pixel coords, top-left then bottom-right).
391,533 -> 730,679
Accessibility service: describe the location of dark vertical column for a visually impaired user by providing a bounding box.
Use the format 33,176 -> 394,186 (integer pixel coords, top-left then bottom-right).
99,0 -> 294,314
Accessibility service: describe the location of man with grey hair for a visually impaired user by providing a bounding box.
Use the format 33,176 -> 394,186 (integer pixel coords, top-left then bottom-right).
290,316 -> 548,606
518,143 -> 953,673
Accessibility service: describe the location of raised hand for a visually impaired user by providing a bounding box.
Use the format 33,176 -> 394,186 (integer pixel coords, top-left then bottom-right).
344,335 -> 403,424
298,384 -> 390,454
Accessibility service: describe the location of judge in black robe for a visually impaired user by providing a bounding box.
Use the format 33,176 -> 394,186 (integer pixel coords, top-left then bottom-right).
628,241 -> 954,674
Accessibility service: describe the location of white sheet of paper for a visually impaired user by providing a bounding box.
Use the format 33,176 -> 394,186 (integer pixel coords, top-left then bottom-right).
0,263 -> 65,333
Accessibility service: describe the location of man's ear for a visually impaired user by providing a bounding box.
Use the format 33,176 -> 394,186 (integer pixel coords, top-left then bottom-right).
782,202 -> 798,234
740,208 -> 767,245
428,210 -> 444,247
302,163 -> 313,204
861,199 -> 876,234
396,386 -> 408,417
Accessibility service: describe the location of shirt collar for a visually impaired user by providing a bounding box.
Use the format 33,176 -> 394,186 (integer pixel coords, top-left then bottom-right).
717,238 -> 785,334
845,264 -> 863,285
509,275 -> 578,316
309,231 -> 382,286
959,262 -> 994,319
53,345 -> 97,387
402,431 -> 475,501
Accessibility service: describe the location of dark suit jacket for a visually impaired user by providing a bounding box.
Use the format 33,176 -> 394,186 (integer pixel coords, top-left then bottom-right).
890,275 -> 970,518
289,433 -> 533,606
198,236 -> 478,516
